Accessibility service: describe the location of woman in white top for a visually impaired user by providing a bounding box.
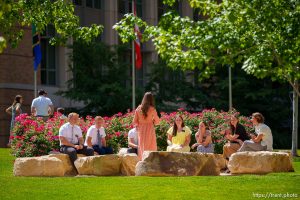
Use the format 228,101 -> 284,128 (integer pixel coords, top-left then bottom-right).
238,112 -> 273,152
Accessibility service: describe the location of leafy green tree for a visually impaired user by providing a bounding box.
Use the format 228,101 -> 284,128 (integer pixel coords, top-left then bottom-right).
114,0 -> 300,155
60,41 -> 141,115
0,0 -> 103,52
147,60 -> 293,149
146,60 -> 209,112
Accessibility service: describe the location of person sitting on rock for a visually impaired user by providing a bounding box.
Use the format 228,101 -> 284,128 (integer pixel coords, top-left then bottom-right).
59,113 -> 94,163
238,112 -> 273,152
191,121 -> 214,153
166,115 -> 191,152
85,116 -> 113,155
223,114 -> 250,159
127,127 -> 138,154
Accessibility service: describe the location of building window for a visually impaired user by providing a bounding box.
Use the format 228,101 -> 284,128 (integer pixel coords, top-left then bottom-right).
118,0 -> 142,17
41,25 -> 57,86
94,0 -> 101,9
86,0 -> 102,9
73,0 -> 82,5
86,0 -> 93,7
158,0 -> 181,20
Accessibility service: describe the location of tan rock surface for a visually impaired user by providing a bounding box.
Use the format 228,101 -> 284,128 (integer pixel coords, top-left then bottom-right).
75,155 -> 121,176
135,151 -> 219,176
228,151 -> 294,174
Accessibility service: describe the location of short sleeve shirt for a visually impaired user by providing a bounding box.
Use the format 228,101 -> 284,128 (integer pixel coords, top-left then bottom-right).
128,128 -> 138,145
31,96 -> 53,116
255,123 -> 273,151
167,126 -> 192,145
59,122 -> 83,146
84,125 -> 106,146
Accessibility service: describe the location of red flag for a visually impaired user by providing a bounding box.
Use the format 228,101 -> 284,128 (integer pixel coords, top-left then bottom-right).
133,0 -> 142,69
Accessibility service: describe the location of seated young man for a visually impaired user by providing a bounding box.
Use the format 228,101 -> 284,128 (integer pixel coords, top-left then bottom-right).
238,112 -> 273,152
127,127 -> 138,154
59,113 -> 94,163
84,116 -> 113,155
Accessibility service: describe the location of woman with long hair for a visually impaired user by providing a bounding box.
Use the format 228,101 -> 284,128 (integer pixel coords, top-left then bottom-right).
6,95 -> 23,147
191,121 -> 214,153
133,92 -> 160,160
166,115 -> 191,152
223,114 -> 249,159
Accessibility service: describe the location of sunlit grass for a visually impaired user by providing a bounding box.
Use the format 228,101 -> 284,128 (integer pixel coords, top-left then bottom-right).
0,148 -> 299,200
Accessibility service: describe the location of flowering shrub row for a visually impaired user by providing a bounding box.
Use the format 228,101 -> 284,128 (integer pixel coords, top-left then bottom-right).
11,109 -> 254,157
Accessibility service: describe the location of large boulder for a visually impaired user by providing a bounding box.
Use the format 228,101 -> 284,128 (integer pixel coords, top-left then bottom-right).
135,151 -> 219,176
212,154 -> 227,170
120,154 -> 139,176
48,154 -> 77,176
228,151 -> 294,174
14,156 -> 65,177
74,155 -> 121,176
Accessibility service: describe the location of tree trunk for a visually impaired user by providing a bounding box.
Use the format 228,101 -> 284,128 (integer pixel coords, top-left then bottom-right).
292,80 -> 299,157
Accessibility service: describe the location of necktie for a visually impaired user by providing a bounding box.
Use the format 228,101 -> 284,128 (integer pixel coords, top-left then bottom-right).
71,125 -> 74,144
97,129 -> 102,148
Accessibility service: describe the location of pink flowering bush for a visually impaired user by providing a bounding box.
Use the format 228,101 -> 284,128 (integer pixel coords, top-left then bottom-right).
11,109 -> 254,157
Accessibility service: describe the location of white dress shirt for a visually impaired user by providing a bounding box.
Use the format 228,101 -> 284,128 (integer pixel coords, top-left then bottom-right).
84,125 -> 106,146
59,122 -> 83,146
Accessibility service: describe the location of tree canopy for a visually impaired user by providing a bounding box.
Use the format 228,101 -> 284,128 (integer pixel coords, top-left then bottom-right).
0,0 -> 103,53
60,41 -> 136,115
114,0 -> 300,90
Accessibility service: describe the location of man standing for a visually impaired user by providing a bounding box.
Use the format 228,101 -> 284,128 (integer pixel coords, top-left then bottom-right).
59,113 -> 94,163
85,116 -> 113,155
31,89 -> 54,121
238,112 -> 273,152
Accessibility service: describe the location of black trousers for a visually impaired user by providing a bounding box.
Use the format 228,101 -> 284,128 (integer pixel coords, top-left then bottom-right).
92,145 -> 113,155
60,145 -> 94,163
127,147 -> 138,154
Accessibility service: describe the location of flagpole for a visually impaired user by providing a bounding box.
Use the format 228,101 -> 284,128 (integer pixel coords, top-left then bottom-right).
132,0 -> 136,110
34,70 -> 37,98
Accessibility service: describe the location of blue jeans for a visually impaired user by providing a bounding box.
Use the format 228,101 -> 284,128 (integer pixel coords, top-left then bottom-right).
92,145 -> 113,155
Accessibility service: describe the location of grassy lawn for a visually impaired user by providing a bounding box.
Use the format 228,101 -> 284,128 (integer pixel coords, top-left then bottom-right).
0,148 -> 299,200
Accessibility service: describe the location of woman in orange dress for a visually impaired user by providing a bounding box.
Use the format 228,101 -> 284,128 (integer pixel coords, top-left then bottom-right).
133,92 -> 160,160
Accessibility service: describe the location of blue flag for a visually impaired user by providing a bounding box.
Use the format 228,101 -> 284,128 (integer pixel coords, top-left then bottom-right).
32,25 -> 42,71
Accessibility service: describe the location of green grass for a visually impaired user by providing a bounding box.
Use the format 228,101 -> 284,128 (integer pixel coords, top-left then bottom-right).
0,149 -> 299,200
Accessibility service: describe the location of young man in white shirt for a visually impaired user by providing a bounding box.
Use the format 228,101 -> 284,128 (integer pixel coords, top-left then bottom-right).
31,89 -> 54,121
238,112 -> 273,152
127,127 -> 138,154
59,113 -> 94,163
85,116 -> 113,155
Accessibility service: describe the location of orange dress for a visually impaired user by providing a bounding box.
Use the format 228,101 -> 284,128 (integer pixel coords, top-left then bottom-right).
133,105 -> 160,160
